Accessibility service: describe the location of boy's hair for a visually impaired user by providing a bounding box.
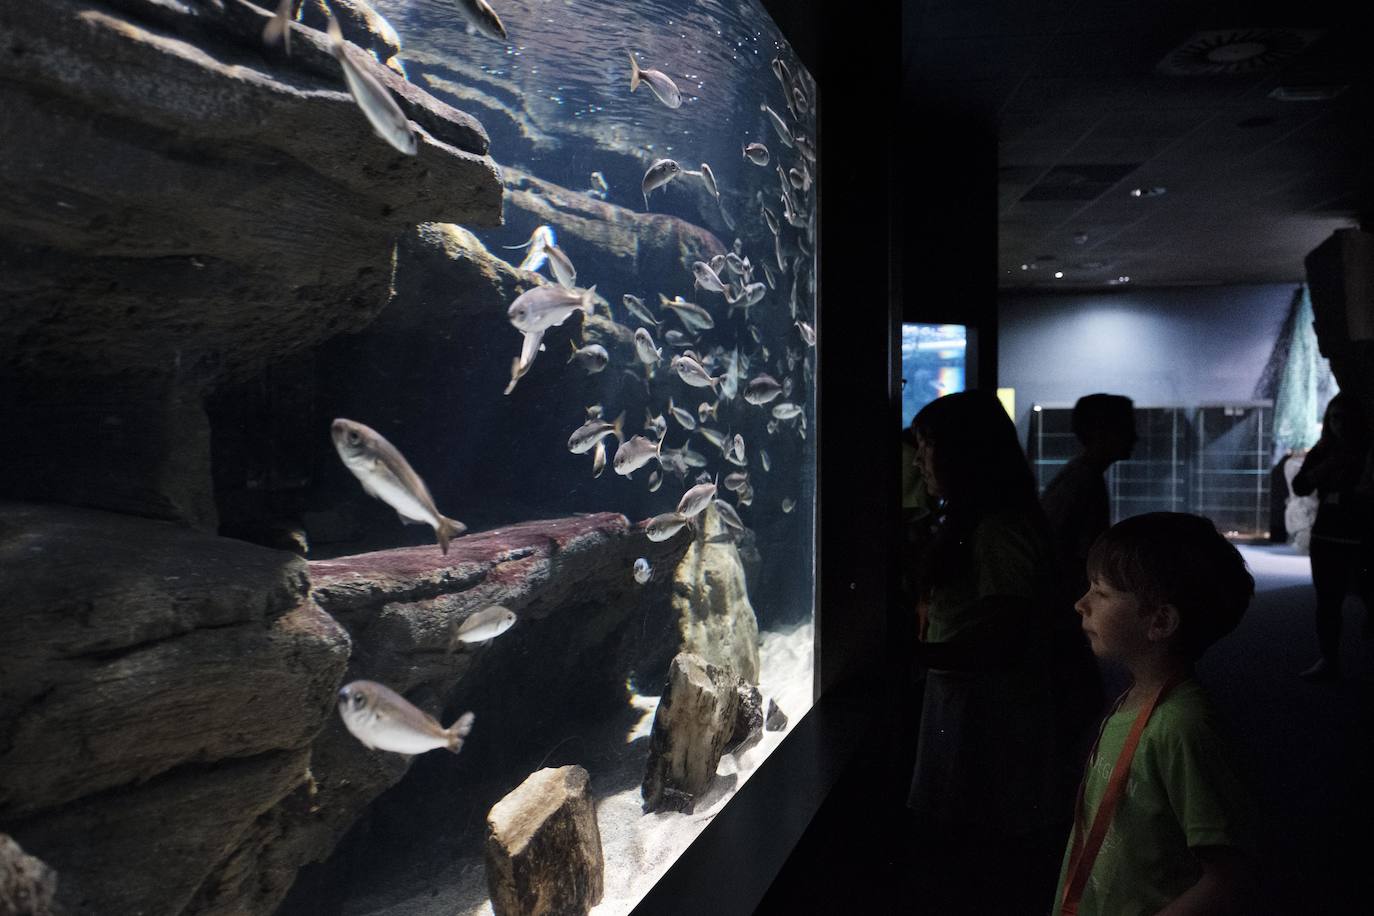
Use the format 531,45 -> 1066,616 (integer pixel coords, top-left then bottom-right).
1071,393 -> 1135,444
1086,512 -> 1254,659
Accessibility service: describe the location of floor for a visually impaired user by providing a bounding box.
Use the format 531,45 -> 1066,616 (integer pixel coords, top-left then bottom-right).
756,543 -> 1374,915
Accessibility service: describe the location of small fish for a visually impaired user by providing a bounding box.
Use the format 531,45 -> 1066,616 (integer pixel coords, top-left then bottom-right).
507,224 -> 555,272
659,294 -> 715,332
622,293 -> 659,327
648,469 -> 663,492
698,400 -> 718,423
677,479 -> 718,518
775,233 -> 786,272
508,284 -> 597,334
795,320 -> 816,347
664,329 -> 690,348
590,171 -> 609,194
628,52 -> 683,109
761,449 -> 771,472
737,483 -> 755,506
644,408 -> 667,439
633,557 -> 652,584
724,252 -> 746,276
793,134 -> 816,163
698,426 -> 728,451
262,0 -> 294,56
783,376 -> 794,398
730,282 -> 767,317
699,162 -> 719,199
587,404 -> 604,419
680,445 -> 709,469
671,354 -> 720,390
761,203 -> 780,236
634,327 -> 662,366
692,261 -> 727,294
668,396 -> 697,430
782,497 -> 796,514
749,325 -> 762,344
456,0 -> 508,41
504,328 -> 545,395
613,434 -> 663,477
545,244 -> 577,289
724,471 -> 749,492
772,402 -> 802,420
793,86 -> 807,115
337,680 -> 475,756
568,342 -> 609,374
709,253 -> 728,275
568,411 -> 625,454
592,439 -> 607,477
713,499 -> 745,536
451,605 -> 517,645
744,374 -> 783,405
743,143 -> 770,166
645,511 -> 689,542
326,17 -> 417,156
771,58 -> 795,96
761,103 -> 794,148
659,447 -> 690,478
642,158 -> 683,208
331,419 -> 466,553
788,167 -> 805,190
767,418 -> 780,436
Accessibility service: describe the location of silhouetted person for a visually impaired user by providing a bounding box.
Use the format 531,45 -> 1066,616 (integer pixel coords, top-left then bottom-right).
906,391 -> 1062,913
1292,393 -> 1374,681
1056,513 -> 1256,915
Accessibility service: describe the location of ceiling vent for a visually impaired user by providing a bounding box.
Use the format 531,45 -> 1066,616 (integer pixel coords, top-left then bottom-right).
1157,28 -> 1322,76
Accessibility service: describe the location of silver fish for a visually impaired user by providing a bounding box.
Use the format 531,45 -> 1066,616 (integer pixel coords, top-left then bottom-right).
642,158 -> 683,208
659,447 -> 689,478
545,244 -> 576,289
338,680 -> 475,755
761,203 -> 780,236
725,252 -> 746,276
262,0 -> 294,55
698,400 -> 718,423
568,342 -> 609,374
772,402 -> 802,420
331,419 -> 466,553
664,329 -> 691,348
724,471 -> 749,492
771,58 -> 794,97
507,224 -> 556,272
645,511 -> 689,542
452,605 -> 517,645
710,253 -> 728,275
326,17 -> 417,156
737,483 -> 755,506
744,374 -> 783,405
659,294 -> 715,332
795,320 -> 816,346
730,282 -> 767,316
456,0 -> 507,41
613,434 -> 663,477
794,134 -> 816,163
677,480 -> 718,518
504,328 -> 545,395
743,142 -> 770,166
633,557 -> 652,584
671,354 -> 720,390
644,408 -> 667,440
680,444 -> 709,468
648,469 -> 663,492
788,167 -> 805,190
508,284 -> 596,334
761,449 -> 771,472
713,499 -> 745,536
692,261 -> 727,294
781,497 -> 796,514
592,439 -> 607,478
634,327 -> 662,366
762,262 -> 777,290
761,103 -> 794,148
783,376 -> 794,398
792,85 -> 807,116
668,396 -> 697,430
699,162 -> 719,199
775,232 -> 786,272
590,171 -> 609,193
698,426 -> 728,451
628,52 -> 682,109
568,411 -> 624,454
622,293 -> 659,327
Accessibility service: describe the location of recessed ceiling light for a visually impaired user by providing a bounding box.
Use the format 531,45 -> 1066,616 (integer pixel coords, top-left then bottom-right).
1118,275 -> 1130,283
1054,271 -> 1065,279
1020,264 -> 1029,270
1129,186 -> 1167,198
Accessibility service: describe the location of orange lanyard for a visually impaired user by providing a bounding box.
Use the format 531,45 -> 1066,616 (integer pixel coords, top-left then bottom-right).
1059,674 -> 1185,916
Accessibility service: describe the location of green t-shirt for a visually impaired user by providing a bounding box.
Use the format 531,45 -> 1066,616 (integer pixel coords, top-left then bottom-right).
1054,679 -> 1256,916
924,513 -> 1048,644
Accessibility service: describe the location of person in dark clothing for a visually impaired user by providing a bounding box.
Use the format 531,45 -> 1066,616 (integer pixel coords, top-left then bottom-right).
1292,393 -> 1374,681
906,391 -> 1064,914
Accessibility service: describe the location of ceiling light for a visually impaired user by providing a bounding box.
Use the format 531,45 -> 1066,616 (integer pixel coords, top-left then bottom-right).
1129,186 -> 1167,198
1268,84 -> 1347,102
1117,275 -> 1130,283
1020,264 -> 1029,270
1053,271 -> 1064,279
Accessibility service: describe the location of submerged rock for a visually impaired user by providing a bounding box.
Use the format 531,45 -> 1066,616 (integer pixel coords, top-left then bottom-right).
485,766 -> 604,916
641,653 -> 742,813
765,698 -> 790,732
728,681 -> 765,754
671,503 -> 761,684
0,834 -> 59,916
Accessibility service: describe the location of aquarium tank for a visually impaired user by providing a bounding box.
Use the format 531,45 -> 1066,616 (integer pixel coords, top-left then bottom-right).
0,1 -> 817,914
901,323 -> 967,426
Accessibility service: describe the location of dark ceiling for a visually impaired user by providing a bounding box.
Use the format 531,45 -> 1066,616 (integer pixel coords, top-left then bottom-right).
904,0 -> 1374,290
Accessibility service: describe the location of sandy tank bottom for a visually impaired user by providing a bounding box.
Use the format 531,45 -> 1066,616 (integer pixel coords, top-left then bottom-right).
339,622 -> 815,916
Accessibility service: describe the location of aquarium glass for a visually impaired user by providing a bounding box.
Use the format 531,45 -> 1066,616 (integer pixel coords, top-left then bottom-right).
902,323 -> 967,427
301,0 -> 818,913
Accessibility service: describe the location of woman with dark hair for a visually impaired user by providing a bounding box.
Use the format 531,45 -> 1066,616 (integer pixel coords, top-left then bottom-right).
906,391 -> 1064,911
1293,392 -> 1374,681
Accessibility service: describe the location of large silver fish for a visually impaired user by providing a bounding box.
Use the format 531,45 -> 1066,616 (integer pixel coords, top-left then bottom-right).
633,327 -> 662,366
671,354 -> 720,390
326,17 -> 417,156
568,411 -> 624,454
667,396 -> 697,430
743,143 -> 770,166
644,512 -> 689,542
772,402 -> 803,420
568,342 -> 609,374
622,293 -> 659,327
331,419 -> 466,553
451,605 -> 517,645
545,243 -> 576,289
628,52 -> 683,109
592,439 -> 607,478
456,0 -> 508,41
508,284 -> 596,334
337,680 -> 475,755
692,261 -> 727,294
642,158 -> 682,209
676,480 -> 717,519
698,162 -> 719,199
761,103 -> 794,148
659,294 -> 715,332
613,434 -> 663,477
744,374 -> 783,405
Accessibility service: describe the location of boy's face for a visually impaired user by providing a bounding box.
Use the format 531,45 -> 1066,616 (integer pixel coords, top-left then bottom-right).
1075,578 -> 1153,661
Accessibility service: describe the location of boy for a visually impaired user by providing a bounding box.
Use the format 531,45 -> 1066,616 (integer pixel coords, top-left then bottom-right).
1056,512 -> 1256,916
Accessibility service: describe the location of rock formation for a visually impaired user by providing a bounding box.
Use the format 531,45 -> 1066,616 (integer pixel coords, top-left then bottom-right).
0,835 -> 60,916
485,766 -> 604,916
672,503 -> 762,683
641,653 -> 743,814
